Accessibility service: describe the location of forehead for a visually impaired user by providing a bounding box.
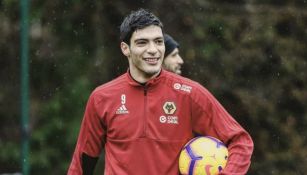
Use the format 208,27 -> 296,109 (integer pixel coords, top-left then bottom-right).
171,48 -> 179,54
166,48 -> 179,57
131,25 -> 163,41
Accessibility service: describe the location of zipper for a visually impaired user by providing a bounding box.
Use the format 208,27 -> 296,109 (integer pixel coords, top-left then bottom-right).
142,86 -> 148,137
144,86 -> 148,96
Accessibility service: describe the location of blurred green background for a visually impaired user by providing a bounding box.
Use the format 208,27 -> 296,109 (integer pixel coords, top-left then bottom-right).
1,0 -> 307,174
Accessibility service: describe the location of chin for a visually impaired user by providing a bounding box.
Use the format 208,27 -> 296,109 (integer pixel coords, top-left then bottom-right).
144,68 -> 161,75
146,70 -> 160,75
175,70 -> 182,75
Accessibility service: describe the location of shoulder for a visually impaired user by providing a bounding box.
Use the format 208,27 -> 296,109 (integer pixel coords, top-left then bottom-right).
161,71 -> 216,104
95,74 -> 127,92
161,70 -> 204,94
90,73 -> 127,102
174,77 -> 218,108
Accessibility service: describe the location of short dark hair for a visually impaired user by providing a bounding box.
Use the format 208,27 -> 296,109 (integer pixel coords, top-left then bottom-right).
120,8 -> 163,45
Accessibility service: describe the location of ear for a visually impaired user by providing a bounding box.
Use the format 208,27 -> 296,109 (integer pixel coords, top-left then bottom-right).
120,42 -> 130,57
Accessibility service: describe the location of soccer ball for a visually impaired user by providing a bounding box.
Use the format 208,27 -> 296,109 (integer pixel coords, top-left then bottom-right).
179,136 -> 228,175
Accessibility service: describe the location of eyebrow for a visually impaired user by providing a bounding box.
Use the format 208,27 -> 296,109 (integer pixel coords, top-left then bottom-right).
134,38 -> 148,42
134,36 -> 164,42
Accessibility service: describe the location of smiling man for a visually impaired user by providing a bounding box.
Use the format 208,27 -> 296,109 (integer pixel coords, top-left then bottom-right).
121,25 -> 165,82
67,8 -> 254,175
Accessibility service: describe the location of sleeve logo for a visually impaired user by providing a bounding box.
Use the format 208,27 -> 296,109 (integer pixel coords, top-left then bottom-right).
173,83 -> 192,93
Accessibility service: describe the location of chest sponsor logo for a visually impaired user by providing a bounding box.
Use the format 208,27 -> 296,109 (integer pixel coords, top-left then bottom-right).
173,83 -> 192,93
159,115 -> 179,124
161,102 -> 179,124
163,101 -> 176,115
116,94 -> 129,114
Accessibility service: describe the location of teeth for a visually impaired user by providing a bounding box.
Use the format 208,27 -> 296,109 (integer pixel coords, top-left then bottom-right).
145,58 -> 158,62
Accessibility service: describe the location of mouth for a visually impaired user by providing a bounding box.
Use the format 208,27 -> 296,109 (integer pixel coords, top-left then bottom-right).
143,57 -> 160,65
175,66 -> 182,74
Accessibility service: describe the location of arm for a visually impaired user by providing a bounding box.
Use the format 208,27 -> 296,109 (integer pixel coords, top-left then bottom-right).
191,84 -> 254,175
67,92 -> 106,175
82,153 -> 99,175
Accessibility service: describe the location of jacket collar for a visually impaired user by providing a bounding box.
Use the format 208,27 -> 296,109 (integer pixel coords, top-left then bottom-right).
126,69 -> 165,87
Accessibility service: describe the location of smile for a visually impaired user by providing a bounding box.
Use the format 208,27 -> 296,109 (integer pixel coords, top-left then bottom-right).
144,57 -> 159,64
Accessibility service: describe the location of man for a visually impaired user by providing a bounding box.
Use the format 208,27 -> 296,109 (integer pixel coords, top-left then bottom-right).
162,34 -> 184,75
67,8 -> 253,175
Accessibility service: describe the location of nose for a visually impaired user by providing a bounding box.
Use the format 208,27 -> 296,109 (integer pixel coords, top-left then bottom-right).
147,42 -> 158,54
177,55 -> 184,64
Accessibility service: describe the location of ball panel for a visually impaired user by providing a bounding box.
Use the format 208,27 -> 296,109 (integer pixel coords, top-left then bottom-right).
179,136 -> 229,175
179,149 -> 191,175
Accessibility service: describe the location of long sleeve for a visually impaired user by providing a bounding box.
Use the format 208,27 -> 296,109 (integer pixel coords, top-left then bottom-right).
191,84 -> 254,175
67,92 -> 106,175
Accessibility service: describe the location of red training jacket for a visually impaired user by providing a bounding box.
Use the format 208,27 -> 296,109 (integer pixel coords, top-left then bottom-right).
68,69 -> 253,175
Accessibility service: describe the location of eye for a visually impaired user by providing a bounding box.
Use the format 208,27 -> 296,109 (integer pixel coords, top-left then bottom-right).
155,39 -> 164,45
135,40 -> 147,46
171,51 -> 179,57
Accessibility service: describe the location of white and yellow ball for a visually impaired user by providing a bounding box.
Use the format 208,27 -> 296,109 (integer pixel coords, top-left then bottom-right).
179,136 -> 228,175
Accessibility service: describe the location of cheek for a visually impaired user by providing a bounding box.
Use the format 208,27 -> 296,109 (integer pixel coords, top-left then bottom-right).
170,57 -> 178,64
132,48 -> 146,58
159,46 -> 165,53
164,59 -> 171,65
130,45 -> 143,53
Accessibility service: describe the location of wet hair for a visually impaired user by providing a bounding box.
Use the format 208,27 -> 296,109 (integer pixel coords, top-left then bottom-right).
120,8 -> 163,45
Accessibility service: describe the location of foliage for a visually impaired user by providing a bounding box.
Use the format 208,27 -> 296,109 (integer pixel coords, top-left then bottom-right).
0,0 -> 306,174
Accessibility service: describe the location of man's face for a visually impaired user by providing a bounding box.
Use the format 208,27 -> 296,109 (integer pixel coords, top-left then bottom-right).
163,48 -> 184,75
121,25 -> 165,82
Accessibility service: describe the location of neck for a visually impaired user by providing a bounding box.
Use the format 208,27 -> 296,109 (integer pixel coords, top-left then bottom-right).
129,68 -> 161,84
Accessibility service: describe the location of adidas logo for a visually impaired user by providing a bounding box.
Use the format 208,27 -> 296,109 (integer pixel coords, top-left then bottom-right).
116,104 -> 129,114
